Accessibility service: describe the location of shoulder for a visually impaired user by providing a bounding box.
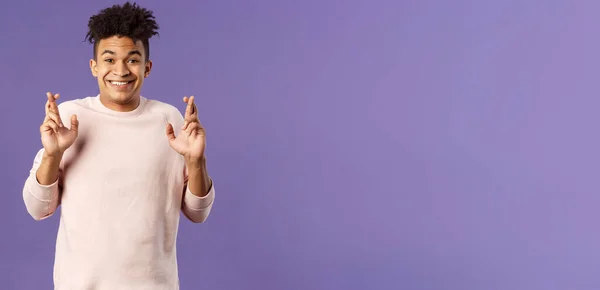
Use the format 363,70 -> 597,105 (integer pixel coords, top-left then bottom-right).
143,98 -> 184,123
57,96 -> 94,109
56,96 -> 95,116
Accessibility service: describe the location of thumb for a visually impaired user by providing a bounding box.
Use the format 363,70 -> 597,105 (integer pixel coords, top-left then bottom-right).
166,123 -> 176,141
70,114 -> 79,133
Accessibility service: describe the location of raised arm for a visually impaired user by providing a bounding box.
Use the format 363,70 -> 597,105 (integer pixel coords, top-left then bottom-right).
166,96 -> 215,223
23,93 -> 78,220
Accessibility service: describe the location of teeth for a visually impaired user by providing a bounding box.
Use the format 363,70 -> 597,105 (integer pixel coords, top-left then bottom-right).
110,81 -> 129,85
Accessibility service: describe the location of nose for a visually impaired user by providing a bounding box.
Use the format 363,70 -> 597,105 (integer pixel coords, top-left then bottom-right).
112,61 -> 130,77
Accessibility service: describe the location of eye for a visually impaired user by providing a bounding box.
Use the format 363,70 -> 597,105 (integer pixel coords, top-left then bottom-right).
128,59 -> 139,63
104,58 -> 113,63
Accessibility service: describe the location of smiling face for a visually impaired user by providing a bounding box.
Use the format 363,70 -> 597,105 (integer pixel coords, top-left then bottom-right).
89,35 -> 152,112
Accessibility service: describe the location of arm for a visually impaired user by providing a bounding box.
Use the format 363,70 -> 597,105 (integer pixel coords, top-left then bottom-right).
24,93 -> 77,221
166,97 -> 216,223
181,157 -> 215,223
23,148 -> 62,221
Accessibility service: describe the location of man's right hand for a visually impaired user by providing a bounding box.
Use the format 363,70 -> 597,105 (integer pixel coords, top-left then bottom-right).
40,92 -> 79,158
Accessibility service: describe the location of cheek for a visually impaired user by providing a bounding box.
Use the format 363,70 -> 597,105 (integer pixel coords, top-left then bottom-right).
95,67 -> 109,79
133,67 -> 146,78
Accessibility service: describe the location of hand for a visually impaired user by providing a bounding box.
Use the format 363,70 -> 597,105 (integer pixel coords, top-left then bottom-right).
40,92 -> 79,157
166,96 -> 206,161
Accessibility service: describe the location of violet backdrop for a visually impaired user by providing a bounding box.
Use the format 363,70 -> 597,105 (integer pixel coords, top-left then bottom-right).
0,0 -> 594,289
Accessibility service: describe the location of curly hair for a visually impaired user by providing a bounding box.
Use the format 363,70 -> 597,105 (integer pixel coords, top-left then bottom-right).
85,2 -> 159,61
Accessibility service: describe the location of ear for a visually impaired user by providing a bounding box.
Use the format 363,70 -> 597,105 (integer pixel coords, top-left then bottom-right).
90,59 -> 98,77
144,60 -> 153,78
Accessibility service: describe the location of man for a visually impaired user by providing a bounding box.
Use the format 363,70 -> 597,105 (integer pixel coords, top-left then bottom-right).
22,2 -> 215,289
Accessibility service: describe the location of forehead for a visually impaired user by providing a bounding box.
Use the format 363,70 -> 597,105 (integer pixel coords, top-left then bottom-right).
97,36 -> 145,56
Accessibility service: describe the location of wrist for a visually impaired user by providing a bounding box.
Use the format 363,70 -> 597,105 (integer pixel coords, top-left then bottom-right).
42,151 -> 63,162
185,156 -> 205,170
37,152 -> 62,186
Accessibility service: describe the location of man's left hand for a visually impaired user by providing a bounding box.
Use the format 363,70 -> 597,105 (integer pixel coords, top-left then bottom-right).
166,96 -> 206,162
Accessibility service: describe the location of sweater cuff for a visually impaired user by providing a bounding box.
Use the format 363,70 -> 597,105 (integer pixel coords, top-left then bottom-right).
184,181 -> 215,210
26,174 -> 59,201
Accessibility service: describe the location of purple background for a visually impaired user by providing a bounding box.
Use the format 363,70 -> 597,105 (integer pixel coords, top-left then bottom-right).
0,0 -> 596,289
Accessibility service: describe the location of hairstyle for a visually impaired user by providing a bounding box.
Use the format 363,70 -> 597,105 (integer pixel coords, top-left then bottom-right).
85,2 -> 159,61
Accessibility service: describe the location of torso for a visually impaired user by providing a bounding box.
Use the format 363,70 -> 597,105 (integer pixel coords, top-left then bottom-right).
52,96 -> 186,289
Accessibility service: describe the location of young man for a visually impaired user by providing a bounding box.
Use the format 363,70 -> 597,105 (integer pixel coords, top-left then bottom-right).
22,2 -> 215,289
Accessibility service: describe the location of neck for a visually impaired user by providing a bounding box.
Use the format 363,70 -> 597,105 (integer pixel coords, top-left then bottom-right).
98,94 -> 140,112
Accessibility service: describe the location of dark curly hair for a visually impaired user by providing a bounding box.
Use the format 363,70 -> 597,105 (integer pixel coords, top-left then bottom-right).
85,2 -> 159,61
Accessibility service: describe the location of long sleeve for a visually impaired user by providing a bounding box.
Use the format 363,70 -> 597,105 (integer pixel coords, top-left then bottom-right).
181,180 -> 215,223
22,148 -> 61,221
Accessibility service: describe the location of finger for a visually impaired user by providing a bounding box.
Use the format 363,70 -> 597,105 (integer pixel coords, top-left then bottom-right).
70,114 -> 78,134
182,96 -> 199,130
46,110 -> 64,128
182,113 -> 199,130
47,93 -> 63,127
48,121 -> 59,133
165,123 -> 176,141
47,107 -> 63,126
46,92 -> 60,114
42,119 -> 59,134
40,121 -> 52,134
192,125 -> 205,138
185,96 -> 197,116
185,121 -> 196,135
50,94 -> 60,112
181,96 -> 191,129
184,96 -> 194,117
185,122 -> 200,135
45,93 -> 52,114
46,92 -> 59,104
189,96 -> 196,114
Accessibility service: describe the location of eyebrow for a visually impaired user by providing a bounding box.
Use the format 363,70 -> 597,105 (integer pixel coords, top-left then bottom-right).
101,50 -> 142,57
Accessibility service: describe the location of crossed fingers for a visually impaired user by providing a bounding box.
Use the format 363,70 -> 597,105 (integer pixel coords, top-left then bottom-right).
182,96 -> 203,136
43,92 -> 63,133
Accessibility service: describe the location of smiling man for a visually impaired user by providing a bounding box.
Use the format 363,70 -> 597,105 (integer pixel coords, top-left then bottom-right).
21,2 -> 215,289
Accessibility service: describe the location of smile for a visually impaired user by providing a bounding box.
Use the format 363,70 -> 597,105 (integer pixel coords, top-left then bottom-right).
107,80 -> 135,91
108,80 -> 134,86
